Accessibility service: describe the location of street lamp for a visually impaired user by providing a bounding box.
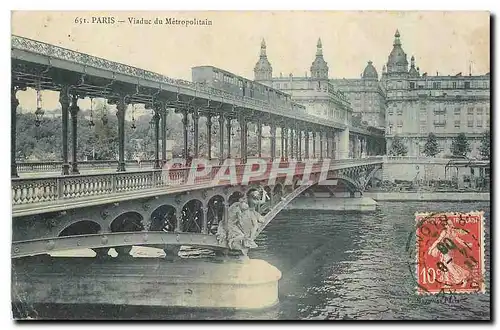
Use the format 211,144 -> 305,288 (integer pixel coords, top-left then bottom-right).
34,82 -> 44,127
88,97 -> 95,128
34,106 -> 44,127
130,104 -> 137,130
101,112 -> 108,125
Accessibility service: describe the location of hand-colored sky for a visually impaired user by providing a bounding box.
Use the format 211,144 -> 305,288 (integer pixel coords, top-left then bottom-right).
12,11 -> 490,111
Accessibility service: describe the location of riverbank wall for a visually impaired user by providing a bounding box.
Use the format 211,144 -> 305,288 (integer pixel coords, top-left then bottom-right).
364,191 -> 490,202
285,196 -> 378,212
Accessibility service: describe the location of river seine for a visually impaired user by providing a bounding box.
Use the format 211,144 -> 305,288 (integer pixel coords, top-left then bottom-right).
22,201 -> 490,320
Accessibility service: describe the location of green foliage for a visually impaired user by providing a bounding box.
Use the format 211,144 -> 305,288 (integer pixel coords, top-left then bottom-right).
423,133 -> 439,157
15,104 -> 252,162
479,130 -> 490,160
389,135 -> 408,156
450,133 -> 471,158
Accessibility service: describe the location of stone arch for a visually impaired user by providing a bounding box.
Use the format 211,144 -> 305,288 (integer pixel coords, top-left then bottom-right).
207,195 -> 225,234
181,199 -> 203,233
150,204 -> 177,232
58,220 -> 102,237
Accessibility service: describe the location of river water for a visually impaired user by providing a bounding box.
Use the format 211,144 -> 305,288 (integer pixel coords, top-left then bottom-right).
20,201 -> 490,320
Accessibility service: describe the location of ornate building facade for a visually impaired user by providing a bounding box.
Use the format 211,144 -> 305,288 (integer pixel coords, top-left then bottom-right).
331,61 -> 386,129
382,30 -> 490,157
252,31 -> 489,158
254,39 -> 353,127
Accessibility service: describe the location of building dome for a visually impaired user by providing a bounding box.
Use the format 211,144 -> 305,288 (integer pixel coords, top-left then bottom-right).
387,30 -> 408,74
362,61 -> 378,79
310,38 -> 329,79
254,39 -> 273,81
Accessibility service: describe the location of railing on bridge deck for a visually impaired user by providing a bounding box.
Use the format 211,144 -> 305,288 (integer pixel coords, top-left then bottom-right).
11,158 -> 383,207
16,160 -> 157,173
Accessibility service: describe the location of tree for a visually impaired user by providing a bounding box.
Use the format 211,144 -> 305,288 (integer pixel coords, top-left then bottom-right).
479,130 -> 490,160
450,133 -> 471,158
423,133 -> 439,157
389,135 -> 408,156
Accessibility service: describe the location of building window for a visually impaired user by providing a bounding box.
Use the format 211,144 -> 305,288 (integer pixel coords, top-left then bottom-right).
410,82 -> 415,89
487,119 -> 490,126
433,82 -> 437,89
477,108 -> 483,115
464,82 -> 471,89
454,107 -> 461,115
454,120 -> 461,128
452,82 -> 457,89
397,109 -> 403,116
284,83 -> 288,89
467,107 -> 474,115
477,120 -> 483,127
467,120 -> 474,127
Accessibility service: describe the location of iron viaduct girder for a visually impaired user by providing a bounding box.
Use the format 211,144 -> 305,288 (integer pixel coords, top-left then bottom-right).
12,161 -> 382,258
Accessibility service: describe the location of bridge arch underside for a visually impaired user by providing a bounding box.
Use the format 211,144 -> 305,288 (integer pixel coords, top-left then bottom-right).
11,165 -> 380,259
302,178 -> 358,197
11,183 -> 267,257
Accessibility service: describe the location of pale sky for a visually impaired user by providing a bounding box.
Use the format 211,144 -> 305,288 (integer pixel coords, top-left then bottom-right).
11,11 -> 490,111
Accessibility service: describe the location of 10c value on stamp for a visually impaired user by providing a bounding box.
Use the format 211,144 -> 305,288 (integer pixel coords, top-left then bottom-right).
415,211 -> 485,295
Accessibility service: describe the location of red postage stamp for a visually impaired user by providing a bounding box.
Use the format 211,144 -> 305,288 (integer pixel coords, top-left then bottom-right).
415,211 -> 485,295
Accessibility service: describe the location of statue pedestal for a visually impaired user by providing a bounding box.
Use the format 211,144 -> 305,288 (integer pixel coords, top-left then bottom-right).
12,256 -> 282,311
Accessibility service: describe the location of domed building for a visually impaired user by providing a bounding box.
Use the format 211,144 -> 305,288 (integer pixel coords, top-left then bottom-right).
310,38 -> 329,79
386,30 -> 408,75
254,37 -> 352,126
253,39 -> 273,84
382,30 -> 490,158
362,61 -> 378,80
331,59 -> 386,129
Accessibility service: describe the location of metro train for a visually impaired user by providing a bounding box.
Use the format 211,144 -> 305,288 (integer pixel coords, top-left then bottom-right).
191,66 -> 304,112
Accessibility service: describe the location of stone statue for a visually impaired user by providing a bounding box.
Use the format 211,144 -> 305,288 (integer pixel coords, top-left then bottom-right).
216,190 -> 266,256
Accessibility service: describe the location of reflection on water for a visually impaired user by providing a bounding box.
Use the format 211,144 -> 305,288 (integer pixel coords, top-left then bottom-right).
17,201 -> 490,320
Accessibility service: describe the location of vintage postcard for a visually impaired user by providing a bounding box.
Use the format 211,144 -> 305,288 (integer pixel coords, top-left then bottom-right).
10,10 -> 490,320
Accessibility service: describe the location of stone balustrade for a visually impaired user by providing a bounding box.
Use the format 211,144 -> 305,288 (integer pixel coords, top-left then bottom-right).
11,158 -> 384,207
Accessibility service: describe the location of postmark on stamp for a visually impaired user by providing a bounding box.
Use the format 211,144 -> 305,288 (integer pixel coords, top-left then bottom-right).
415,211 -> 485,295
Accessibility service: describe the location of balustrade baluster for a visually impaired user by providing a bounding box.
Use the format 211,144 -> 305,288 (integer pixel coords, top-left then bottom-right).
13,186 -> 20,204
112,175 -> 118,193
82,180 -> 88,196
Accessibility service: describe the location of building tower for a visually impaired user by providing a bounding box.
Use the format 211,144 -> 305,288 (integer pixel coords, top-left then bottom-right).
362,60 -> 378,80
310,38 -> 329,79
386,30 -> 408,76
254,38 -> 273,83
408,55 -> 420,77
